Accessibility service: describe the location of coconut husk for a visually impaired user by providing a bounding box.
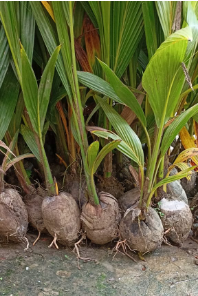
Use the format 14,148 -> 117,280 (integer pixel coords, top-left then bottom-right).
159,198 -> 193,245
119,207 -> 164,253
167,181 -> 188,204
118,187 -> 140,213
181,170 -> 197,197
24,186 -> 47,234
42,192 -> 81,247
81,192 -> 121,245
64,174 -> 87,208
0,188 -> 28,243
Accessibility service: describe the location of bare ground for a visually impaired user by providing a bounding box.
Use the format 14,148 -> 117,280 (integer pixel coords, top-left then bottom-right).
0,233 -> 198,296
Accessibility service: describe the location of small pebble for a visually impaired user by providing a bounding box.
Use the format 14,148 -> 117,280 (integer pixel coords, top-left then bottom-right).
171,257 -> 177,262
25,267 -> 29,271
56,270 -> 71,278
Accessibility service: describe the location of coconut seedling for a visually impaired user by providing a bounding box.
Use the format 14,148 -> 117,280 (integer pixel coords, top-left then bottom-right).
1,2 -> 82,247
4,95 -> 47,246
81,140 -> 121,244
0,133 -> 34,245
29,1 -> 123,245
79,25 -> 198,252
19,45 -> 83,248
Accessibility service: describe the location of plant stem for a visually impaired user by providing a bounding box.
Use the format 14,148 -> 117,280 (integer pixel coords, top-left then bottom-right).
145,73 -> 177,205
139,165 -> 145,206
37,97 -> 55,195
90,173 -> 100,206
158,156 -> 164,179
38,130 -> 55,196
69,2 -> 99,205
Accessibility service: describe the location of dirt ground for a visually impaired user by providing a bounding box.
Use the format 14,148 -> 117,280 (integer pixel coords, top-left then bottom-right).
0,232 -> 198,296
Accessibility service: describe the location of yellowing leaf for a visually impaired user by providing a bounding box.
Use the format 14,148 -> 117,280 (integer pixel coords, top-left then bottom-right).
179,126 -> 196,148
41,1 -> 55,22
193,120 -> 198,147
179,126 -> 198,166
167,162 -> 192,180
174,148 -> 198,165
83,15 -> 100,67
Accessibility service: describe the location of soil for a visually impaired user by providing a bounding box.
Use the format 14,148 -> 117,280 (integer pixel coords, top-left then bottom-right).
1,233 -> 198,296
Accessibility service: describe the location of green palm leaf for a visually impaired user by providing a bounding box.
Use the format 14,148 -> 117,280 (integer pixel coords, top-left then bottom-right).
155,1 -> 177,39
96,96 -> 144,167
0,25 -> 9,89
0,67 -> 20,140
93,140 -> 121,174
78,71 -> 122,103
142,2 -> 158,60
30,1 -> 71,97
89,128 -> 143,165
99,60 -> 146,127
20,2 -> 35,63
20,45 -> 60,134
0,2 -> 21,79
142,27 -> 192,127
20,125 -> 41,162
86,141 -> 99,172
110,1 -> 143,78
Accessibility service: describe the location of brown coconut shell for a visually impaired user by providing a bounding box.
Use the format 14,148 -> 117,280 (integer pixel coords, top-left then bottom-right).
159,198 -> 193,245
119,207 -> 164,253
81,192 -> 121,245
64,174 -> 87,208
0,188 -> 28,242
42,192 -> 81,246
24,187 -> 47,234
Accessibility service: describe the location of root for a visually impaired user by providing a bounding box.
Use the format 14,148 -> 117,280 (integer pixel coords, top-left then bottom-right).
23,236 -> 30,251
33,231 -> 41,246
112,238 -> 137,263
163,228 -> 173,246
48,233 -> 59,249
190,236 -> 198,244
73,233 -> 97,269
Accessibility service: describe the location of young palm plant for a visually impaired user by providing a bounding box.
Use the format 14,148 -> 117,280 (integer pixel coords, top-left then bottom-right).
30,1 -> 122,244
79,25 -> 198,252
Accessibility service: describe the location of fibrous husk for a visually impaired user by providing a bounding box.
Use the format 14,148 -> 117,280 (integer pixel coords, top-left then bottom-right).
42,192 -> 81,246
167,180 -> 188,204
189,193 -> 198,237
64,174 -> 87,208
118,187 -> 140,213
181,169 -> 197,197
24,187 -> 47,234
119,207 -> 164,253
159,198 -> 193,245
81,192 -> 121,245
0,188 -> 28,242
116,155 -> 136,192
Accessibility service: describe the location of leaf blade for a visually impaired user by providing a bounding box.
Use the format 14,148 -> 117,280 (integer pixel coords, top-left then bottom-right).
98,60 -> 147,127
142,27 -> 192,127
38,45 -> 61,131
93,140 -> 121,174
